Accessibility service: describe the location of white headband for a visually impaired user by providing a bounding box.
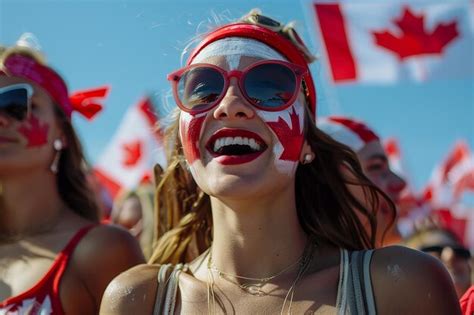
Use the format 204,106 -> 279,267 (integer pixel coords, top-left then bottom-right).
317,117 -> 365,152
191,37 -> 286,69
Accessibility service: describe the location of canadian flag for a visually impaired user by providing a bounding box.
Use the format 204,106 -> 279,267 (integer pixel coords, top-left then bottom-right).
308,1 -> 474,83
423,141 -> 474,208
423,141 -> 474,248
94,97 -> 166,199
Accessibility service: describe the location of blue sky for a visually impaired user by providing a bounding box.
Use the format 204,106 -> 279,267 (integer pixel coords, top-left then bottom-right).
1,0 -> 473,191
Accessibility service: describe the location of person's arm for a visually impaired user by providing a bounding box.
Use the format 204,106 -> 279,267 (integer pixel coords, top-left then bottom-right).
99,264 -> 160,314
73,225 -> 146,313
371,245 -> 461,315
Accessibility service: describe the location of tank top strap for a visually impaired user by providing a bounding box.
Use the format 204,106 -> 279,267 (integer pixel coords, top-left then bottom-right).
50,224 -> 98,311
153,263 -> 188,315
0,224 -> 98,314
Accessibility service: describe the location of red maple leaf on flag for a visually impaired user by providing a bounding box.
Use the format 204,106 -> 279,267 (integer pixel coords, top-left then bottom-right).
17,115 -> 49,147
372,6 -> 459,60
267,107 -> 304,161
122,140 -> 142,167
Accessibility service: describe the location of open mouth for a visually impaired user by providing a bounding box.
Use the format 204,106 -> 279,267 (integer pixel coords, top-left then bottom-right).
206,129 -> 267,165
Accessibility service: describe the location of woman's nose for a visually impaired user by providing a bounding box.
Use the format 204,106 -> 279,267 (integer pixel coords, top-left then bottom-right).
441,247 -> 457,266
212,78 -> 255,120
387,170 -> 407,194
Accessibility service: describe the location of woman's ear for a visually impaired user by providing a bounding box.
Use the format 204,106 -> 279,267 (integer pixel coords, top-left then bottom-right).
299,140 -> 315,164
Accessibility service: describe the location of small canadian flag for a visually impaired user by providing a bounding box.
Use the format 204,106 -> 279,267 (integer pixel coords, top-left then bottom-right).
307,1 -> 473,83
93,97 -> 166,199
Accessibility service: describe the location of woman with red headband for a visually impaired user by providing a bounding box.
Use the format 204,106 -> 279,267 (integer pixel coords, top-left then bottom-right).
0,42 -> 145,314
318,116 -> 407,247
101,10 -> 459,314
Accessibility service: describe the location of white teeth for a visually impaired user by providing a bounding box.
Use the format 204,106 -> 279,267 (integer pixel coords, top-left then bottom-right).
249,138 -> 260,151
212,136 -> 262,152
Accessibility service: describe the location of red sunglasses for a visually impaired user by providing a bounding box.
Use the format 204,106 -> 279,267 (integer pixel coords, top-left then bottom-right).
167,60 -> 307,114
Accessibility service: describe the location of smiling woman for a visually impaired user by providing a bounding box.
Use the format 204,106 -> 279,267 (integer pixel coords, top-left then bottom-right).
0,42 -> 145,314
100,9 -> 460,315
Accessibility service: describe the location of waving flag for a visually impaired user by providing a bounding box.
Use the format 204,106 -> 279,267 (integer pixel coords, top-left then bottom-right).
94,97 -> 166,199
424,141 -> 474,208
422,141 -> 474,248
307,1 -> 474,83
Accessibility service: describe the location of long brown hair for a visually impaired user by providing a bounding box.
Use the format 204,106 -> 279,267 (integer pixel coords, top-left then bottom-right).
149,103 -> 395,264
54,106 -> 100,222
1,46 -> 100,222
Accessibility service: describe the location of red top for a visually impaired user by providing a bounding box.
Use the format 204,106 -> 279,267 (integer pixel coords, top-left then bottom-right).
0,225 -> 96,314
460,285 -> 474,315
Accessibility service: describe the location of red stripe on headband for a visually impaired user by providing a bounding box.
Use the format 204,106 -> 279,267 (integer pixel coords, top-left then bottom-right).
1,54 -> 108,120
328,116 -> 379,143
187,23 -> 317,119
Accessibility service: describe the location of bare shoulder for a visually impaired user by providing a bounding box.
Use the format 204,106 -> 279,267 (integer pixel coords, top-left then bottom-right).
370,245 -> 461,315
100,264 -> 161,315
72,225 -> 146,306
74,224 -> 145,270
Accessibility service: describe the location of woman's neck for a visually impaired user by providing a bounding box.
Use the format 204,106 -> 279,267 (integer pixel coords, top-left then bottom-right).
207,191 -> 308,280
0,170 -> 66,240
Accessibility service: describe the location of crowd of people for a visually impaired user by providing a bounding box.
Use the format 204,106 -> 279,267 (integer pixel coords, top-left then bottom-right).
0,8 -> 471,315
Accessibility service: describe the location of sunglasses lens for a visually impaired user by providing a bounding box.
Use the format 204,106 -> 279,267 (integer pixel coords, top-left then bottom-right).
253,14 -> 281,28
454,248 -> 471,259
0,88 -> 29,120
244,63 -> 296,109
421,245 -> 471,259
177,67 -> 224,111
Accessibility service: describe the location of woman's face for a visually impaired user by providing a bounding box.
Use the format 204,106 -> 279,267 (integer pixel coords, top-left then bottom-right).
0,76 -> 63,175
178,54 -> 307,200
357,140 -> 406,203
346,139 -> 406,245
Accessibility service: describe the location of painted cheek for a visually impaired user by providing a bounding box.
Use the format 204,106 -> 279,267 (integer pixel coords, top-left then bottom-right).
17,114 -> 49,147
179,112 -> 206,164
262,104 -> 305,162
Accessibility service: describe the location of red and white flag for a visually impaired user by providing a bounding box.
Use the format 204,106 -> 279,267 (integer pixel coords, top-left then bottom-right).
307,1 -> 474,83
422,141 -> 474,248
94,97 -> 166,199
423,141 -> 474,208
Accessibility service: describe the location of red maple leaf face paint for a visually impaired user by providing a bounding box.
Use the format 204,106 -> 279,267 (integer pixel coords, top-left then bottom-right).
256,101 -> 305,174
17,115 -> 49,147
179,111 -> 206,164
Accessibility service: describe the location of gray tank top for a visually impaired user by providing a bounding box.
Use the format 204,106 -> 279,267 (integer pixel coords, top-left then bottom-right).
153,249 -> 376,314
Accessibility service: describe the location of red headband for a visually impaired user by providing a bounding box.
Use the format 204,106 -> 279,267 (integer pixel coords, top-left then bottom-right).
328,116 -> 379,143
0,53 -> 109,120
187,23 -> 317,118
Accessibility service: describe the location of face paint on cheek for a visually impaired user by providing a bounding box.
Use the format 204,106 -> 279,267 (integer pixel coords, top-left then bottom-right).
257,101 -> 305,174
179,111 -> 206,164
17,115 -> 49,147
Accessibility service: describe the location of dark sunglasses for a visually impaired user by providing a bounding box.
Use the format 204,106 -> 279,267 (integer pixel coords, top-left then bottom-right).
168,60 -> 307,114
420,245 -> 471,259
0,83 -> 33,121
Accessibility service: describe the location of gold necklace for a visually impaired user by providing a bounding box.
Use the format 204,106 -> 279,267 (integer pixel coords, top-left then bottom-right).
208,248 -> 305,297
206,239 -> 316,314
